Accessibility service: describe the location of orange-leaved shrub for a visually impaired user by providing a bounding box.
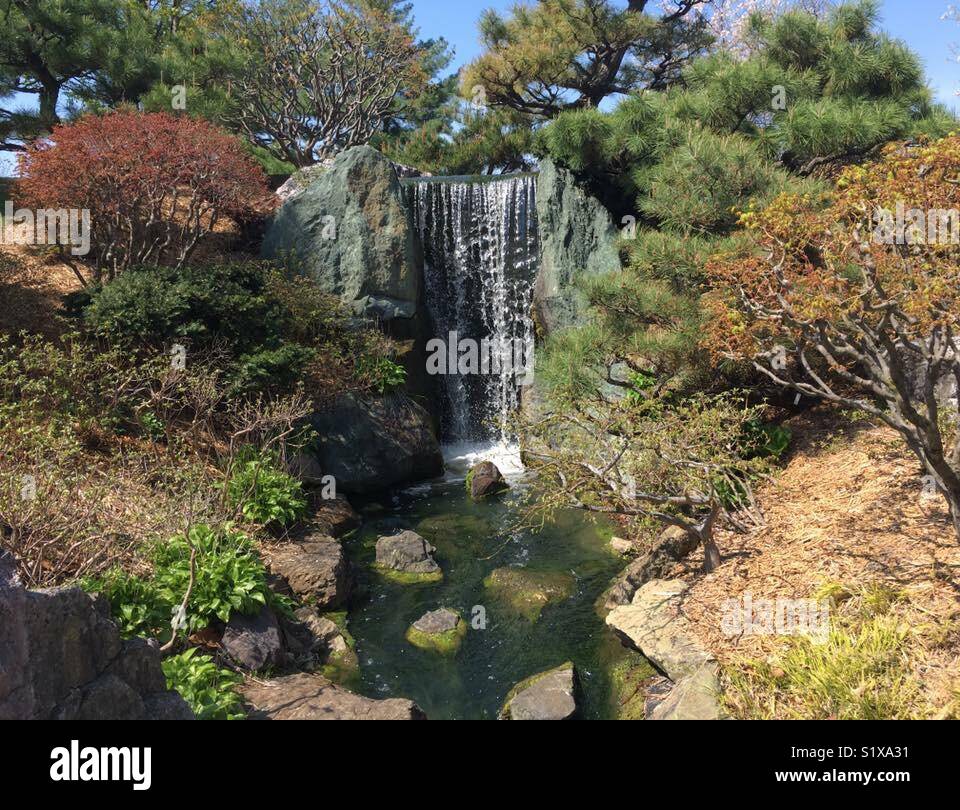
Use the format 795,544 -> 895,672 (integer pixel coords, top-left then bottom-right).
705,135 -> 960,539
17,111 -> 275,284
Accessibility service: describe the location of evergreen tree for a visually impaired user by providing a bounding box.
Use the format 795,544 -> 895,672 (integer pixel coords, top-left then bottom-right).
0,0 -> 157,150
533,0 -> 954,403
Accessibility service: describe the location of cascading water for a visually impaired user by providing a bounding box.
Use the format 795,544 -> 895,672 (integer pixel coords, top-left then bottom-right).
406,175 -> 539,462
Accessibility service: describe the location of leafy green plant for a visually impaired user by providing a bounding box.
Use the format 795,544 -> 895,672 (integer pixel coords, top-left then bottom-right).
743,421 -> 793,460
624,370 -> 657,404
225,447 -> 307,527
153,524 -> 274,633
161,648 -> 246,720
356,354 -> 407,394
81,568 -> 168,639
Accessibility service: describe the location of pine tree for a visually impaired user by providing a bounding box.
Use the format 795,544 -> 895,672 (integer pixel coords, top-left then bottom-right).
533,0 -> 954,403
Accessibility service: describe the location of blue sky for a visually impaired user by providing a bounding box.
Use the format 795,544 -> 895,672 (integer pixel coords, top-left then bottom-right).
2,1 -> 959,174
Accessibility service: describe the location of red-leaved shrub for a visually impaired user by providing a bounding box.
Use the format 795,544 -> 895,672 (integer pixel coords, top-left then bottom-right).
17,111 -> 275,283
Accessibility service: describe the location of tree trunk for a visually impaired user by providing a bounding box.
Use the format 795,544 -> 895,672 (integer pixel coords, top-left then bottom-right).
702,537 -> 721,573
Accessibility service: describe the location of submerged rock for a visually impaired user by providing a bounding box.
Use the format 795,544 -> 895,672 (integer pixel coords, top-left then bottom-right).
268,537 -> 352,610
466,461 -> 509,500
500,663 -> 578,720
243,673 -> 425,720
375,530 -> 442,583
482,567 -> 574,621
405,608 -> 467,655
221,605 -> 284,672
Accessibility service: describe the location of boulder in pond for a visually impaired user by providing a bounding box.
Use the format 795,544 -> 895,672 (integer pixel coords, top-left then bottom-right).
220,605 -> 284,672
405,608 -> 467,655
482,566 -> 574,622
500,663 -> 577,720
374,530 -> 442,583
243,673 -> 426,720
466,461 -> 508,500
267,536 -> 352,610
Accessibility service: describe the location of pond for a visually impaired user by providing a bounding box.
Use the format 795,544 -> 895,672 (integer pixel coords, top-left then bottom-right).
342,445 -> 652,720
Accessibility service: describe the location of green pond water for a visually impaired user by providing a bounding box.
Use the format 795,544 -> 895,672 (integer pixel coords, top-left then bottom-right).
343,475 -> 652,720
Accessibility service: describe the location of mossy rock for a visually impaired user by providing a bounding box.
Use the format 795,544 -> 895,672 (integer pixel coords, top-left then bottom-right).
373,565 -> 444,584
607,651 -> 656,720
482,567 -> 575,622
500,662 -> 577,720
405,609 -> 467,655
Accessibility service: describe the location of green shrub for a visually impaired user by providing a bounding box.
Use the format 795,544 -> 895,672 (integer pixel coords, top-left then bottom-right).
153,524 -> 274,633
162,648 -> 246,720
86,523 -> 287,639
79,262 -> 313,394
225,447 -> 307,527
356,354 -> 407,394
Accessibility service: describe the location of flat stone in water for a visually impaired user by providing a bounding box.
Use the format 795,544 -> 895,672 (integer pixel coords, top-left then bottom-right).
375,530 -> 440,574
413,608 -> 460,635
503,665 -> 577,721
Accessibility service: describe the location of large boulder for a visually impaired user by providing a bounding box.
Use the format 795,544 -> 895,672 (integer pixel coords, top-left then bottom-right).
267,536 -> 352,610
534,158 -> 621,335
605,579 -> 713,681
243,673 -> 425,720
500,663 -> 578,720
263,145 -> 422,325
374,530 -> 442,583
306,393 -> 443,494
0,553 -> 192,720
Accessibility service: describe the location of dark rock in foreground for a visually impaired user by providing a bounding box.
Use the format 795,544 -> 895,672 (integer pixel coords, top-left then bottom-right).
243,673 -> 425,720
0,552 -> 193,720
500,663 -> 578,720
220,605 -> 284,672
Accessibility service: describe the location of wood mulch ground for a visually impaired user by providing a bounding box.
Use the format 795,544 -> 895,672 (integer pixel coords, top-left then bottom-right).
663,407 -> 960,711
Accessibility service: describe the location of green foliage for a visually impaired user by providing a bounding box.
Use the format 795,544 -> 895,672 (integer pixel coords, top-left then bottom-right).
225,447 -> 308,527
85,521 -> 291,639
162,648 -> 246,721
153,524 -> 273,633
81,568 -> 168,639
356,355 -> 407,395
744,421 -> 793,460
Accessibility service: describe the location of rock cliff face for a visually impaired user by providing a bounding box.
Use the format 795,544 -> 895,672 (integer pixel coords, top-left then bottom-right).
0,554 -> 193,720
263,145 -> 423,325
533,158 -> 621,336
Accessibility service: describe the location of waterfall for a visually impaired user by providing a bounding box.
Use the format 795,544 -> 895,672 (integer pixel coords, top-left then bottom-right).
407,175 -> 539,447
